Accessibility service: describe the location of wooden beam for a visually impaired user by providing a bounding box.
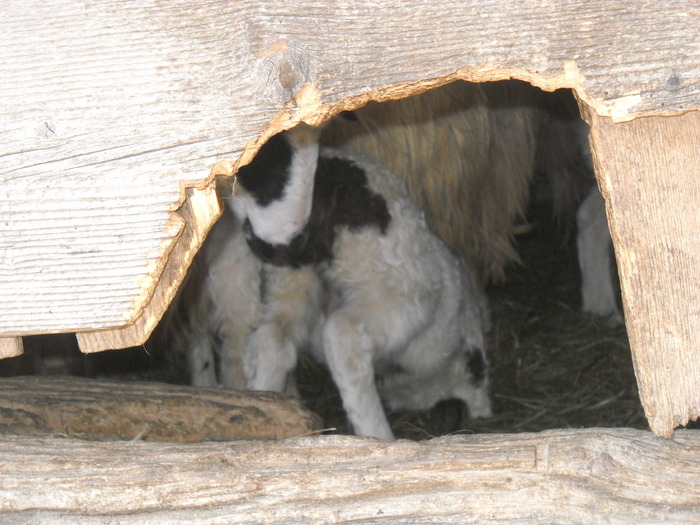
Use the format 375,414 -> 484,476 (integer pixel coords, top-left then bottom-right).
584,109 -> 700,437
0,429 -> 698,523
0,376 -> 322,442
1,1 -> 698,342
0,337 -> 23,359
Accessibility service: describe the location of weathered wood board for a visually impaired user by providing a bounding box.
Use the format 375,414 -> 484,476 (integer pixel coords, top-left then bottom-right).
0,337 -> 23,359
584,109 -> 700,437
2,1 -> 699,437
2,1 -> 698,347
0,429 -> 698,523
76,184 -> 222,353
0,376 -> 322,442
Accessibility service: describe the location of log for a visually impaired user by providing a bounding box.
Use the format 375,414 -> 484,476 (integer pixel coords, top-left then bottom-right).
584,109 -> 700,437
0,376 -> 322,442
0,429 -> 697,523
1,1 -> 698,346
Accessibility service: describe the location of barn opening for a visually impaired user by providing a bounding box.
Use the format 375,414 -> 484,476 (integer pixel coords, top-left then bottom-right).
3,79 -> 663,441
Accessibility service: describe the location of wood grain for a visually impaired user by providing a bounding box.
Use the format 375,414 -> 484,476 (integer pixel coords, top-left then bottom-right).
0,429 -> 697,523
2,0 -> 698,341
0,337 -> 23,359
0,376 -> 322,442
585,109 -> 700,437
76,184 -> 221,352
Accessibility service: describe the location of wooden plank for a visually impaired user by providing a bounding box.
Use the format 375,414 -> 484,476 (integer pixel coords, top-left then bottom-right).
0,429 -> 697,523
0,376 -> 322,442
76,184 -> 221,352
0,338 -> 23,359
1,1 -> 698,343
584,109 -> 700,437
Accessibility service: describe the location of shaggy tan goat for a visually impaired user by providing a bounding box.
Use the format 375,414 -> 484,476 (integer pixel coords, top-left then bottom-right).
321,80 -> 592,284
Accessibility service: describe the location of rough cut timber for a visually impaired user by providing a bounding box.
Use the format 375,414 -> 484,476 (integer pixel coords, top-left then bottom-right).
1,1 -> 698,344
0,376 -> 322,442
76,185 -> 222,353
0,429 -> 698,523
1,1 -> 700,438
584,109 -> 700,437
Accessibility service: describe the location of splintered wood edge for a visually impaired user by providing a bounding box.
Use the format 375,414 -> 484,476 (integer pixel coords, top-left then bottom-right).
211,65 -> 596,183
76,184 -> 222,353
210,60 -> 634,179
67,64 -> 696,354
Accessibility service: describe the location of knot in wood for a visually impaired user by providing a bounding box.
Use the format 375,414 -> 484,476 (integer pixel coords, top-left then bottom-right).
278,60 -> 299,93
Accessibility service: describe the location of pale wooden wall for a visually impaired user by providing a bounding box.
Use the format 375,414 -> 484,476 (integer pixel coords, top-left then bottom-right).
1,1 -> 699,436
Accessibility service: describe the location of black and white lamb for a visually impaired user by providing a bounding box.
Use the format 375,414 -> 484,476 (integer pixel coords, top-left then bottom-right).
230,124 -> 492,440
